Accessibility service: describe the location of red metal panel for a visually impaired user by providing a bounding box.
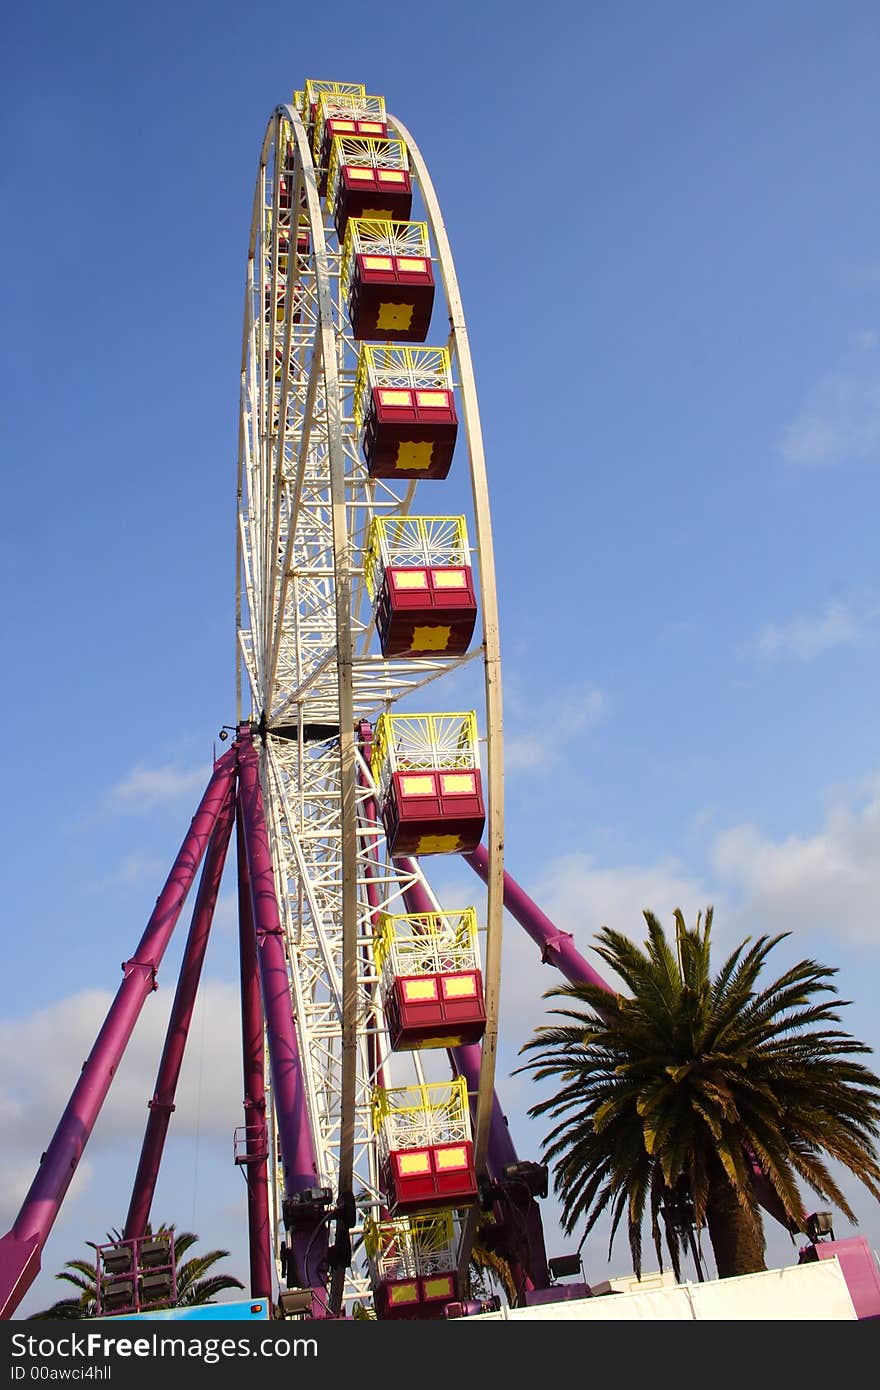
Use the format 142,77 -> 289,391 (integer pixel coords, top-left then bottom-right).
386,1144 -> 477,1212
392,770 -> 443,817
374,567 -> 478,657
371,387 -> 456,425
388,1150 -> 437,1209
386,972 -> 486,1050
333,171 -> 413,242
375,1272 -> 459,1320
362,389 -> 458,480
347,259 -> 435,342
382,779 -> 485,856
357,254 -> 433,287
438,773 -> 484,822
381,772 -> 485,856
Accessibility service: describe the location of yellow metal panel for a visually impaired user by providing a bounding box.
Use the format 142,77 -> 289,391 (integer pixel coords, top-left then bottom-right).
402,978 -> 439,1001
397,257 -> 428,272
443,974 -> 477,999
440,773 -> 475,795
411,625 -> 452,652
395,442 -> 434,470
303,80 -> 366,114
378,389 -> 412,405
388,1281 -> 419,1306
431,570 -> 468,589
399,774 -> 435,796
397,1151 -> 431,1175
372,1076 -> 470,1122
358,205 -> 398,219
434,1146 -> 468,1171
347,167 -> 375,180
392,570 -> 429,589
415,390 -> 448,407
363,255 -> 394,269
416,833 -> 461,854
376,302 -> 415,331
423,1276 -> 454,1300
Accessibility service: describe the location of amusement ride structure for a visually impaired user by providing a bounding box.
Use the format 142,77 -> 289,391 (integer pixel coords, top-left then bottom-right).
1,80 -> 878,1324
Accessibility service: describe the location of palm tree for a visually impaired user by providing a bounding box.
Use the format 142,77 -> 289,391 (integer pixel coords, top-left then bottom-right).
468,1215 -> 518,1305
30,1222 -> 244,1319
517,908 -> 880,1280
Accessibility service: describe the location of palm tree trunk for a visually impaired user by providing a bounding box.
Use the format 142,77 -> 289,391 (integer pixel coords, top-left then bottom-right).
705,1160 -> 767,1278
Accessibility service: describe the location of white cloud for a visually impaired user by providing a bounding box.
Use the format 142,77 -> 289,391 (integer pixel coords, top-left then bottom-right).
754,601 -> 862,660
498,853 -> 718,1037
109,763 -> 212,810
779,371 -> 880,466
497,776 -> 880,1043
0,979 -> 245,1235
505,685 -> 606,773
99,854 -> 169,888
712,780 -> 880,946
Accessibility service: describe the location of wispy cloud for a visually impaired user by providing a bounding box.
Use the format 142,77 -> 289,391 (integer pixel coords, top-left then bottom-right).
498,853 -> 717,1034
0,979 -> 245,1229
711,776 -> 880,946
96,854 -> 169,890
778,370 -> 880,467
498,772 -> 880,1043
505,684 -> 606,773
753,601 -> 862,661
108,762 -> 211,811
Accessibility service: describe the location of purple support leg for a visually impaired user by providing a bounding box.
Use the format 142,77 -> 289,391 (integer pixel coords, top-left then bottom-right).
236,726 -> 329,1314
236,814 -> 273,1301
124,781 -> 237,1239
0,749 -> 238,1321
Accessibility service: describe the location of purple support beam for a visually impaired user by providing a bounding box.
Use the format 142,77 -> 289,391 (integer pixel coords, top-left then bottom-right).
449,1040 -> 550,1297
236,814 -> 273,1301
236,726 -> 329,1313
465,844 -> 609,990
810,1236 -> 880,1320
0,749 -> 238,1321
465,843 -> 806,1237
124,781 -> 237,1239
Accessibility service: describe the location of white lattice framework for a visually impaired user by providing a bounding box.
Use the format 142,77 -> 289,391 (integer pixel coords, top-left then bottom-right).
372,1078 -> 473,1161
373,910 -> 481,995
236,95 -> 505,1315
313,93 -> 388,160
365,1212 -> 458,1282
340,219 -> 432,296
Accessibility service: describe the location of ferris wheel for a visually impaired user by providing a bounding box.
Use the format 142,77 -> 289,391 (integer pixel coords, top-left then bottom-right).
0,77 -> 563,1327
235,80 -> 509,1318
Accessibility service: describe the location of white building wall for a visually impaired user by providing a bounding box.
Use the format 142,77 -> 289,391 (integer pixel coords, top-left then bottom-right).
465,1257 -> 857,1321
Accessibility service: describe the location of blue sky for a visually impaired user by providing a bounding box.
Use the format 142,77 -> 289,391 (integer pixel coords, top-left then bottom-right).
2,1 -> 880,1314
